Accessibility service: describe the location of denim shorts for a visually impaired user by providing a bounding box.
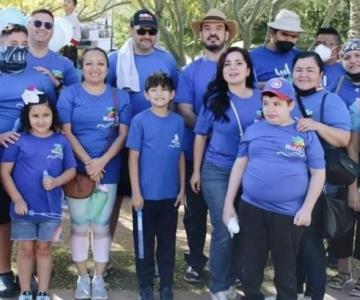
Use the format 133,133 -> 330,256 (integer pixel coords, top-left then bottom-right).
11,220 -> 61,242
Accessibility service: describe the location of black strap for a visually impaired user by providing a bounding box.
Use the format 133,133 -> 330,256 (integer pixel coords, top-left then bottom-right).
296,92 -> 328,121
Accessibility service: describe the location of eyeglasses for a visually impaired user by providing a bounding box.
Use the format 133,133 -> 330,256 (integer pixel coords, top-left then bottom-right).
32,20 -> 53,30
136,28 -> 158,36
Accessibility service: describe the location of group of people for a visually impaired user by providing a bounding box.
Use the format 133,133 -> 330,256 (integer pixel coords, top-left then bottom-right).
0,3 -> 359,300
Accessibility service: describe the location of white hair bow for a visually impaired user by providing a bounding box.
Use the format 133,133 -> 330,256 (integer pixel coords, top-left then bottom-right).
21,86 -> 44,105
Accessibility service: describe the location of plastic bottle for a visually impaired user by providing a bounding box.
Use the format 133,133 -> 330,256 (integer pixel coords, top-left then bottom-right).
137,210 -> 144,259
43,170 -> 57,214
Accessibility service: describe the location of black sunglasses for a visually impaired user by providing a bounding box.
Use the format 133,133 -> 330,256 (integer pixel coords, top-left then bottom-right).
136,28 -> 158,36
33,20 -> 53,30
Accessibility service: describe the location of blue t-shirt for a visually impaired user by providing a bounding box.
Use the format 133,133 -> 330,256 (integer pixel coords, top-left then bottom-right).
350,99 -> 360,132
292,89 -> 351,131
322,62 -> 346,92
175,57 -> 217,160
108,49 -> 178,116
57,83 -> 131,183
250,45 -> 300,82
0,66 -> 57,133
2,132 -> 77,221
194,90 -> 262,169
27,50 -> 80,88
336,76 -> 360,108
126,109 -> 184,200
238,120 -> 325,216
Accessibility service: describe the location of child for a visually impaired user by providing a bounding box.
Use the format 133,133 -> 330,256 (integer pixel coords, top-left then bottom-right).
127,72 -> 185,300
0,88 -> 76,300
223,77 -> 326,300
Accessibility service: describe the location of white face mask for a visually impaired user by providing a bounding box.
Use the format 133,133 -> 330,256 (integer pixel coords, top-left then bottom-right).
314,44 -> 332,62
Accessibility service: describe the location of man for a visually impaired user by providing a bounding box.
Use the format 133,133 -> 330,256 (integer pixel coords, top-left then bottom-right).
107,9 -> 178,277
314,27 -> 345,92
175,8 -> 238,284
27,8 -> 79,93
250,9 -> 303,86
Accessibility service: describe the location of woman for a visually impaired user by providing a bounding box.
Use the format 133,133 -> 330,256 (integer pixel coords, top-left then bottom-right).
327,38 -> 360,297
57,47 -> 131,300
292,51 -> 351,300
0,24 -> 56,298
190,47 -> 262,299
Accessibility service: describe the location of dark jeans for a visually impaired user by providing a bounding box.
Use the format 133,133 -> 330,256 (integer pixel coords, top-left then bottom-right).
183,160 -> 208,273
240,201 -> 303,300
133,199 -> 178,289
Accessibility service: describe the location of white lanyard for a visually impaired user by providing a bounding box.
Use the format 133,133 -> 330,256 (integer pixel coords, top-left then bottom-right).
230,100 -> 243,137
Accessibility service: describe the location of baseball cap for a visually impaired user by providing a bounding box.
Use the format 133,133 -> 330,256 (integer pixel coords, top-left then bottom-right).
130,9 -> 157,29
262,78 -> 296,101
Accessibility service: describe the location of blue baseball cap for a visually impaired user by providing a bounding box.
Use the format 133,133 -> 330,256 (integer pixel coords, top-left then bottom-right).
262,77 -> 296,101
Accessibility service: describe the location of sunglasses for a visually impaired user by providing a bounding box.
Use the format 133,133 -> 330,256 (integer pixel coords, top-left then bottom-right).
136,28 -> 158,36
32,20 -> 53,30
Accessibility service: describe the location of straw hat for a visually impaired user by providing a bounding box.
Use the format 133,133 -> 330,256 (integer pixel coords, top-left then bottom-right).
191,9 -> 238,41
267,9 -> 303,33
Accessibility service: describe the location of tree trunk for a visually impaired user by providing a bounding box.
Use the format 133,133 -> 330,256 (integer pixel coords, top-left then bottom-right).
349,0 -> 360,38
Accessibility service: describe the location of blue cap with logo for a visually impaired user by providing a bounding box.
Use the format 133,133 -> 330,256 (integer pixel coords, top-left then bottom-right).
262,77 -> 296,101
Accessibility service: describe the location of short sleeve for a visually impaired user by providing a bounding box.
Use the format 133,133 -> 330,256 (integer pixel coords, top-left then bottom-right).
323,93 -> 351,131
305,131 -> 325,169
63,58 -> 80,86
350,99 -> 360,132
175,67 -> 194,104
237,129 -> 250,157
168,54 -> 178,88
126,117 -> 143,151
194,105 -> 214,135
2,141 -> 20,162
61,135 -> 77,169
57,86 -> 74,124
116,89 -> 132,126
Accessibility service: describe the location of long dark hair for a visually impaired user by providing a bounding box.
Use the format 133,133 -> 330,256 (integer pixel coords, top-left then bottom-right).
203,47 -> 255,121
21,94 -> 62,132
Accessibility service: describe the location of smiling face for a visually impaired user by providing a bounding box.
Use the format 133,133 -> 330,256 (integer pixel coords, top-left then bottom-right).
200,21 -> 228,53
342,50 -> 360,75
292,57 -> 323,90
145,85 -> 175,109
28,103 -> 53,137
28,12 -> 54,46
222,51 -> 250,87
82,49 -> 108,85
131,26 -> 157,54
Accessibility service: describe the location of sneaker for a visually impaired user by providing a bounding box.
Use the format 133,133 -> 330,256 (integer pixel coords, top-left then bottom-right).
183,266 -> 201,283
210,290 -> 229,300
75,274 -> 91,299
349,279 -> 360,296
91,276 -> 108,300
36,291 -> 50,300
139,287 -> 154,300
328,272 -> 352,289
160,287 -> 173,300
0,271 -> 19,297
18,291 -> 33,300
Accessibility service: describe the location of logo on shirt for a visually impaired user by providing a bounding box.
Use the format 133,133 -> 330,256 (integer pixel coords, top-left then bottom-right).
97,106 -> 118,128
47,143 -> 63,160
274,63 -> 291,79
169,134 -> 180,148
277,136 -> 305,158
305,108 -> 313,118
254,109 -> 263,122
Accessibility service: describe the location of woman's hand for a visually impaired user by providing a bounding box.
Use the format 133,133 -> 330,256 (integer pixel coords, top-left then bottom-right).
14,199 -> 28,215
190,171 -> 201,193
85,158 -> 106,177
293,206 -> 312,226
0,131 -> 20,147
348,188 -> 360,212
132,193 -> 144,211
296,118 -> 319,132
223,202 -> 237,226
33,66 -> 61,87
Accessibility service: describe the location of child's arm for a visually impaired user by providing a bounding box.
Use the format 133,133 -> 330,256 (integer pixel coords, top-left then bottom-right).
223,156 -> 248,225
293,167 -> 326,226
128,149 -> 144,210
190,134 -> 208,193
85,124 -> 129,182
0,162 -> 27,215
42,168 -> 77,191
175,152 -> 185,207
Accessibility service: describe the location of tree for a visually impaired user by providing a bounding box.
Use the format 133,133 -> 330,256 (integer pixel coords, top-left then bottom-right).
349,0 -> 360,38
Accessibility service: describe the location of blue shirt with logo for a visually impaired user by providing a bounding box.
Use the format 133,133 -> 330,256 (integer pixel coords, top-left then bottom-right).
194,90 -> 262,169
336,76 -> 360,108
57,83 -> 131,183
250,45 -> 300,82
322,62 -> 346,92
238,120 -> 325,216
175,57 -> 217,160
2,132 -> 77,221
126,109 -> 184,200
108,49 -> 178,116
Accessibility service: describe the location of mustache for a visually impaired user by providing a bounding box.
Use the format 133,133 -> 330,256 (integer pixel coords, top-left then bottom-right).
207,35 -> 220,40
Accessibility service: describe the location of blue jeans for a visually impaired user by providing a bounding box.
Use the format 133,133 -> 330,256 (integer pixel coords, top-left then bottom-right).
201,160 -> 233,293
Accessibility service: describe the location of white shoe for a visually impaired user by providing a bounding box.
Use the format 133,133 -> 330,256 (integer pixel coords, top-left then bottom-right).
210,290 -> 229,300
75,274 -> 91,299
91,276 -> 108,300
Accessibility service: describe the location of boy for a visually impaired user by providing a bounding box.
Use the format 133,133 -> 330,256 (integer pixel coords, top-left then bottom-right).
223,77 -> 326,300
127,72 -> 185,300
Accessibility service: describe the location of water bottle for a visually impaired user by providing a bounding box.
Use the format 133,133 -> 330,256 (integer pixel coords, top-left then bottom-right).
43,170 -> 57,214
137,210 -> 144,259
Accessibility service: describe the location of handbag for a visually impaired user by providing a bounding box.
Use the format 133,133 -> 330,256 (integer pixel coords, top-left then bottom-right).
322,187 -> 354,239
63,88 -> 119,199
297,92 -> 359,186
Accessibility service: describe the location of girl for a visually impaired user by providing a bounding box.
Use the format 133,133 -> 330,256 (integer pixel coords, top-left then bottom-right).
1,90 -> 76,300
190,47 -> 262,299
57,47 -> 131,300
223,77 -> 326,300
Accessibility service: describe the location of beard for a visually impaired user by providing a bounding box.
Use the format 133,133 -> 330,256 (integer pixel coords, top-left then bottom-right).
203,40 -> 225,53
